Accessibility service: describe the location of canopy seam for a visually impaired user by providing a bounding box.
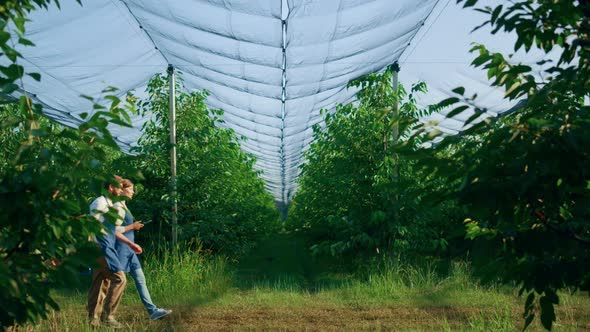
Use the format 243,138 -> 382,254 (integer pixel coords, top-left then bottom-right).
279,0 -> 290,203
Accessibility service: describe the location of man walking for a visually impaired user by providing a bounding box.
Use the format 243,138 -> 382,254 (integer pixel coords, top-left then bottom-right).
87,176 -> 142,329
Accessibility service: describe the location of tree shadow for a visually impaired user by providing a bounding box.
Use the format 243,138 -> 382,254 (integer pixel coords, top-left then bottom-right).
232,233 -> 356,293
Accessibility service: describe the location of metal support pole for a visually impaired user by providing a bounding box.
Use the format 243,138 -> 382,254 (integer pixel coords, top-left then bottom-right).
167,64 -> 178,246
390,63 -> 401,234
391,63 -> 400,179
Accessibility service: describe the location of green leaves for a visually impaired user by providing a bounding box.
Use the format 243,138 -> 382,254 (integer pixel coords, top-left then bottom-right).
0,2 -> 140,326
288,69 -> 459,259
0,93 -> 136,328
27,72 -> 40,81
421,1 -> 590,330
0,64 -> 24,78
2,83 -> 18,94
0,30 -> 10,45
490,5 -> 503,25
461,0 -> 478,8
446,105 -> 470,118
438,97 -> 460,108
523,291 -> 535,330
539,290 -> 558,330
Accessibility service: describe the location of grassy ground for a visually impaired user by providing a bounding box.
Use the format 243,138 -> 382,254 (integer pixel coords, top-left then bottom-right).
18,234 -> 590,331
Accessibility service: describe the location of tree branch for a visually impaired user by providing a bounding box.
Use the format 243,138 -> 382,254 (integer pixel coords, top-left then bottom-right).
533,210 -> 590,246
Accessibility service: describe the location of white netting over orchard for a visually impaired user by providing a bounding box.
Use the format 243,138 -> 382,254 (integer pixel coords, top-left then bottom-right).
7,0 -> 556,202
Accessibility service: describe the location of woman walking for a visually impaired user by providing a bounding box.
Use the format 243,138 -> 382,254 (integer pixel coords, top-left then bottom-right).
114,178 -> 172,321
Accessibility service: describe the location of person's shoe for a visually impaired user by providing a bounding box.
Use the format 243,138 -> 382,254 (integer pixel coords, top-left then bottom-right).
103,318 -> 124,329
150,308 -> 172,320
89,317 -> 101,329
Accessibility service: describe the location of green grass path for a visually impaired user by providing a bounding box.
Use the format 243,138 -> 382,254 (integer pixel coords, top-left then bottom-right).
28,234 -> 590,331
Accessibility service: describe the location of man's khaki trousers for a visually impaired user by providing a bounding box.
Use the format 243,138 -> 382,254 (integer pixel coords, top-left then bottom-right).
87,258 -> 127,321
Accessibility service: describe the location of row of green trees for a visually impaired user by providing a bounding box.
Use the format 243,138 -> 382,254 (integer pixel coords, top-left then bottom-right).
286,69 -> 462,259
129,73 -> 280,257
287,0 -> 589,329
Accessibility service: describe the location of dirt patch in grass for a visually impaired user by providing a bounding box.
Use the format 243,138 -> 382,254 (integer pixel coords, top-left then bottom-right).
131,305 -> 589,331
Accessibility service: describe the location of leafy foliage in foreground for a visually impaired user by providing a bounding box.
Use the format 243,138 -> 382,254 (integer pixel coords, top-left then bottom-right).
0,97 -> 135,327
131,73 -> 280,258
287,68 -> 462,259
413,0 -> 590,329
0,0 -> 140,327
0,0 -> 143,327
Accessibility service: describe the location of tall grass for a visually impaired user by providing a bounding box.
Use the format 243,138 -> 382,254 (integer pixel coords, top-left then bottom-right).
139,246 -> 231,306
302,258 -> 510,309
17,250 -> 590,331
21,248 -> 229,331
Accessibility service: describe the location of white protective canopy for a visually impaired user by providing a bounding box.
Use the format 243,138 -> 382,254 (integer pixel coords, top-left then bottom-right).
8,0 -> 555,202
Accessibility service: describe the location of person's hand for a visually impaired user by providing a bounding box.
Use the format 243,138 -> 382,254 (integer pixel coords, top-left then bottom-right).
132,222 -> 145,231
129,243 -> 143,254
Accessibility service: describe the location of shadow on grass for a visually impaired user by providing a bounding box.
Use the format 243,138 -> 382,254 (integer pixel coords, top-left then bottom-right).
232,233 -> 356,293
